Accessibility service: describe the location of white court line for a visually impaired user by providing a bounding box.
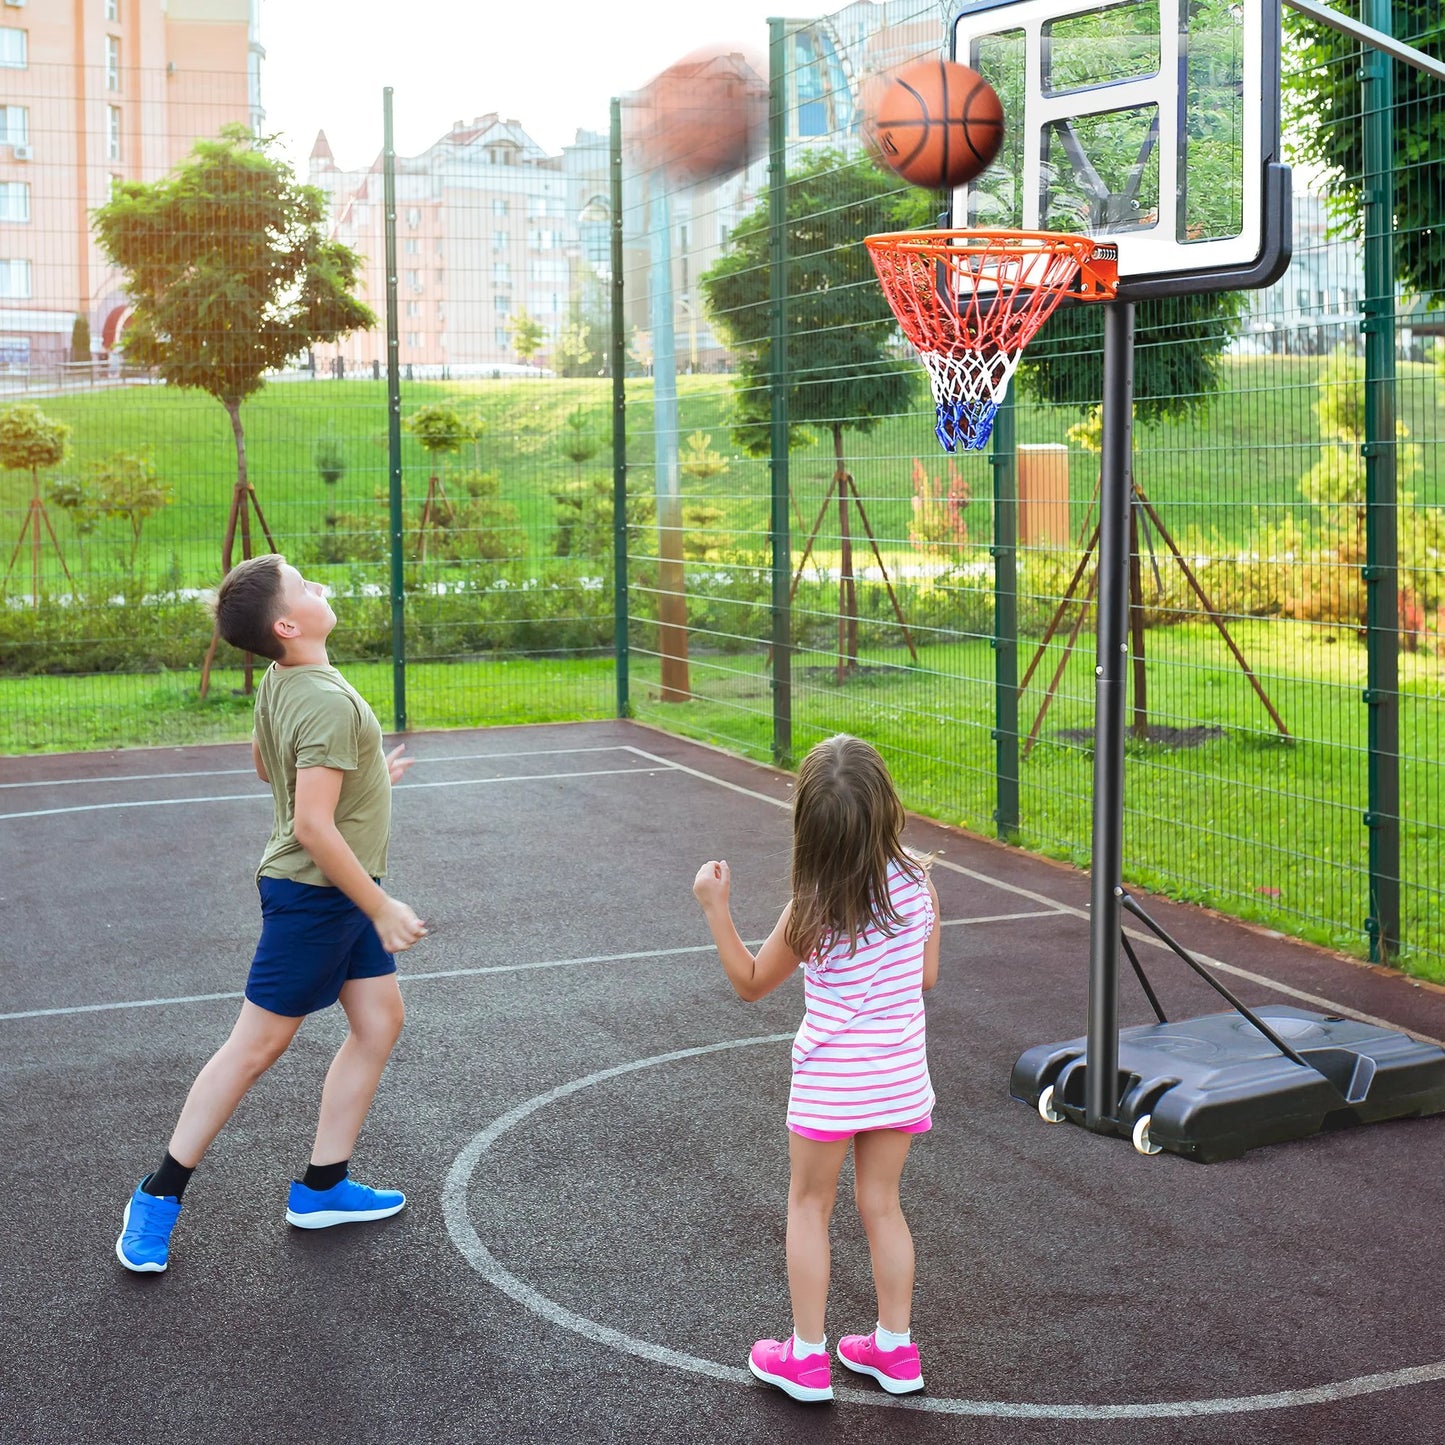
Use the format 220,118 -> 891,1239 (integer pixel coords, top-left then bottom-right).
0,765 -> 255,789
0,915 -> 1040,1022
622,744 -> 1445,1050
444,1035 -> 1445,1420
8,736 -> 1440,1047
0,744 -> 637,790
0,763 -> 675,822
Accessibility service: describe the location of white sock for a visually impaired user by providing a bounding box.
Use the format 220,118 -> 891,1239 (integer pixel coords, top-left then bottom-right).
791,1332 -> 827,1359
875,1322 -> 911,1351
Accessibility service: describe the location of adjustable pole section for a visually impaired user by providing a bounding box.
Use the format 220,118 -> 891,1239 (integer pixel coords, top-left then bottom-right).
1085,300 -> 1135,1131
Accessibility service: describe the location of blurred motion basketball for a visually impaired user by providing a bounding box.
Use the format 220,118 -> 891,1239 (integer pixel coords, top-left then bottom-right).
863,59 -> 1005,190
628,46 -> 768,186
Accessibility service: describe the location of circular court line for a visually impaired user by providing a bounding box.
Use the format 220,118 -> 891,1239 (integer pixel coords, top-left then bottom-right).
442,1036 -> 1445,1420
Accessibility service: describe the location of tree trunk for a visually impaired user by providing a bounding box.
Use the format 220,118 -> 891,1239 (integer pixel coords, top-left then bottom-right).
200,399 -> 256,699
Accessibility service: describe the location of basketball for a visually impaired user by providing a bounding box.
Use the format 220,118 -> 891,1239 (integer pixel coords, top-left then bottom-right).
863,59 -> 1005,190
629,46 -> 768,186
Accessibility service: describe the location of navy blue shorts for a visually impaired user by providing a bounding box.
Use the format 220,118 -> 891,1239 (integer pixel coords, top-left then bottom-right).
245,876 -> 396,1018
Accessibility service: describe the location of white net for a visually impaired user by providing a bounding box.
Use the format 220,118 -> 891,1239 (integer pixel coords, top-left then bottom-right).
916,347 -> 1025,451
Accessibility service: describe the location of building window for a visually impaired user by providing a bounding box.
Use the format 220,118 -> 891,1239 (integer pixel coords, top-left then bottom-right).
493,296 -> 510,316
0,29 -> 27,69
492,230 -> 506,252
494,327 -> 509,348
105,0 -> 120,21
492,199 -> 508,217
0,106 -> 27,145
405,237 -> 418,254
406,332 -> 421,348
406,269 -> 421,290
0,183 -> 29,223
406,207 -> 420,227
0,258 -> 31,298
492,262 -> 510,283
107,106 -> 121,162
406,301 -> 419,318
105,35 -> 120,91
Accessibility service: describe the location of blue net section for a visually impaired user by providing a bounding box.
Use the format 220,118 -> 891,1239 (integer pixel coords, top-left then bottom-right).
935,398 -> 1001,452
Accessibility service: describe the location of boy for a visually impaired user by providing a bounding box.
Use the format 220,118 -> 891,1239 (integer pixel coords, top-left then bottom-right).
116,554 -> 427,1273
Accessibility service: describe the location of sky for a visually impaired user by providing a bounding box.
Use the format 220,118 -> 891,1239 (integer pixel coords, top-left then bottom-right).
258,0 -> 789,170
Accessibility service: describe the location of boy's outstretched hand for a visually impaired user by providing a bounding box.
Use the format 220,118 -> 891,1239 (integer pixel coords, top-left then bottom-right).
385,744 -> 415,786
693,859 -> 731,913
372,895 -> 428,953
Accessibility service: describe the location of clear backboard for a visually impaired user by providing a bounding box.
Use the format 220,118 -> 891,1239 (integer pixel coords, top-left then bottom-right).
949,0 -> 1291,299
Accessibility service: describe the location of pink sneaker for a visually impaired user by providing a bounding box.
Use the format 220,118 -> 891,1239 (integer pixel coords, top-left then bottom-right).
837,1332 -> 925,1394
747,1336 -> 834,1402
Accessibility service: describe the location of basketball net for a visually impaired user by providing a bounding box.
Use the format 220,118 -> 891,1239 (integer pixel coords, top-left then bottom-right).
865,231 -> 1118,452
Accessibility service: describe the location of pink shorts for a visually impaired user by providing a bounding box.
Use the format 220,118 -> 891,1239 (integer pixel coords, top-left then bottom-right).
790,1115 -> 932,1143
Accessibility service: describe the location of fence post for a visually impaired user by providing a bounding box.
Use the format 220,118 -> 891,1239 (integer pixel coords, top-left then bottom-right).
990,384 -> 1020,838
610,97 -> 629,718
383,88 -> 406,732
1361,0 -> 1400,960
768,15 -> 792,766
648,187 -> 689,700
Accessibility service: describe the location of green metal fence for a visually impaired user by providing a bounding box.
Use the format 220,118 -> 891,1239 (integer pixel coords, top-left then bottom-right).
618,2 -> 1445,979
2,4 -> 1442,981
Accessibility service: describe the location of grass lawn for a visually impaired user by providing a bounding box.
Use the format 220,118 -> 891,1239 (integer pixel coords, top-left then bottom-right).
0,656 -> 616,754
7,356 -> 1443,598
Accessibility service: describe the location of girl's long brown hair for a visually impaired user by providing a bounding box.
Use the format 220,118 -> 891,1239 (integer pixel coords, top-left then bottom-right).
785,735 -> 923,960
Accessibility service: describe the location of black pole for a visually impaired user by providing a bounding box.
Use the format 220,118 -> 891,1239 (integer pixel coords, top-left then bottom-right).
1085,300 -> 1135,1132
610,97 -> 629,718
990,384 -> 1020,838
767,15 -> 792,765
383,88 -> 406,732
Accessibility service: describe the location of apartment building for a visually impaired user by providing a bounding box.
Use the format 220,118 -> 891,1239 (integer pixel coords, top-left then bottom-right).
310,113 -> 589,375
0,0 -> 261,370
305,6 -> 951,377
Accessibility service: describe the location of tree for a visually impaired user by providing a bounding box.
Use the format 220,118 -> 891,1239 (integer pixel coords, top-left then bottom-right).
403,402 -> 481,559
91,125 -> 375,691
0,403 -> 72,604
1284,3 -> 1445,299
507,309 -> 545,365
70,315 -> 91,365
699,148 -> 918,675
90,449 -> 174,585
553,314 -> 599,378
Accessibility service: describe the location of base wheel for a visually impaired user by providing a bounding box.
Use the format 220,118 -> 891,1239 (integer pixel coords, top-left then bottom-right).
1132,1113 -> 1163,1155
1037,1084 -> 1065,1124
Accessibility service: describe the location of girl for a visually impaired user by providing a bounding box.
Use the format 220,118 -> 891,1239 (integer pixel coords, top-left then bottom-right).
692,734 -> 940,1403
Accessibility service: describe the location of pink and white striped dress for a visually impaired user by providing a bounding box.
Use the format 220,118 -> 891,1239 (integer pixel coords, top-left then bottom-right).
787,860 -> 935,1138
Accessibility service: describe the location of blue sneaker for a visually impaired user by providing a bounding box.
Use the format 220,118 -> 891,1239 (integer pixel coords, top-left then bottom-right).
285,1175 -> 405,1229
116,1179 -> 181,1273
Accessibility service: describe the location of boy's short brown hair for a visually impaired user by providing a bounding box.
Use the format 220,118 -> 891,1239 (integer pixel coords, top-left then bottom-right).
213,554 -> 288,661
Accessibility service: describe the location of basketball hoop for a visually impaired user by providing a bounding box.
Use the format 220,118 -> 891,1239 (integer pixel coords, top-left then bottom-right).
865,230 -> 1118,452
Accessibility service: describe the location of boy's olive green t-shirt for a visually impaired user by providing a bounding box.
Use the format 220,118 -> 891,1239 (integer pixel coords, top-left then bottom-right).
252,663 -> 391,886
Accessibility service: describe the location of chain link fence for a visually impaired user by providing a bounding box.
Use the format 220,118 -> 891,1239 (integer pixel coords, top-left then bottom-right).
3,4 -> 1442,977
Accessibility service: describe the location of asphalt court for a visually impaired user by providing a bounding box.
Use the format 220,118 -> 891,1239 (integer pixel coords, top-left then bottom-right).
3,719 -> 1444,1444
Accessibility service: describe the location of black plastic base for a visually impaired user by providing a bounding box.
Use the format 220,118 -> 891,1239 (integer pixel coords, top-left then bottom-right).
1012,1006 -> 1445,1162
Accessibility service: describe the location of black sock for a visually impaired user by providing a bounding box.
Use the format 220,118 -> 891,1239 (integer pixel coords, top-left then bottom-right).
302,1159 -> 349,1192
144,1152 -> 194,1201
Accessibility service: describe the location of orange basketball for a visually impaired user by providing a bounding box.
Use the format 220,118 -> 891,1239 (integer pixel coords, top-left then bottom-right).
629,46 -> 768,186
864,59 -> 1005,190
